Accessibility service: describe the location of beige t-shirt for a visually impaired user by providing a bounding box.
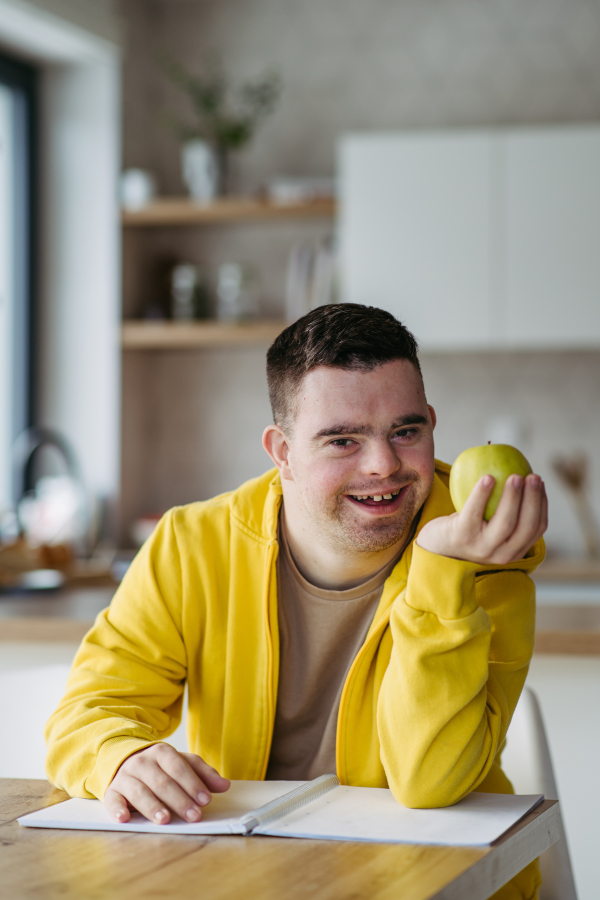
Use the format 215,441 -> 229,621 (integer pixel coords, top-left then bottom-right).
266,513 -> 402,781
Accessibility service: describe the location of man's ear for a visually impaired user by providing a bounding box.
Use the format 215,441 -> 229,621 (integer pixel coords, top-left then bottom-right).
262,425 -> 294,481
428,404 -> 437,430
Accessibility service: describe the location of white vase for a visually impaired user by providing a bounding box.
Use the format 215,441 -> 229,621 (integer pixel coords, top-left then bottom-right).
181,139 -> 217,202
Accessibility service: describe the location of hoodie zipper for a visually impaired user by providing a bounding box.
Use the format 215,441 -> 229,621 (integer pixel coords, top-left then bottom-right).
259,539 -> 279,779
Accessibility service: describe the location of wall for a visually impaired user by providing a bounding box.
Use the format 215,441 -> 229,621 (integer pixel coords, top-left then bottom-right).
118,0 -> 600,556
121,0 -> 600,191
122,346 -> 600,559
423,350 -> 600,558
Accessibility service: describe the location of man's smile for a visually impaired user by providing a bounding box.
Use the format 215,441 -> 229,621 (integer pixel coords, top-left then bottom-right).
344,483 -> 412,514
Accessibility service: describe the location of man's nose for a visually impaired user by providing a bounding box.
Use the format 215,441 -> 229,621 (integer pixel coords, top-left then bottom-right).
360,439 -> 402,478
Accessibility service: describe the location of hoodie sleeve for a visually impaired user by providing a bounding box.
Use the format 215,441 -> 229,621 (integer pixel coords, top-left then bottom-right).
44,510 -> 187,800
377,538 -> 542,808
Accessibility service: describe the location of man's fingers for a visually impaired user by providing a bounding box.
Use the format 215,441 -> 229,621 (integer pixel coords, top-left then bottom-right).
182,752 -> 231,794
133,752 -> 204,822
104,787 -> 131,823
539,481 -> 549,534
155,746 -> 213,806
114,772 -> 172,824
419,469 -> 548,566
486,474 -> 525,542
517,474 -> 544,535
106,745 -> 231,825
460,475 -> 496,525
493,476 -> 547,562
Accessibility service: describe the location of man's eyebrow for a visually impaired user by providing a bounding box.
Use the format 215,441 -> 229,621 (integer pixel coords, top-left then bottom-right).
392,414 -> 428,427
314,423 -> 373,439
313,414 -> 428,440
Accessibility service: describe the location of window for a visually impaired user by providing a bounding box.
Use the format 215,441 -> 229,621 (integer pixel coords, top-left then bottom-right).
0,52 -> 36,518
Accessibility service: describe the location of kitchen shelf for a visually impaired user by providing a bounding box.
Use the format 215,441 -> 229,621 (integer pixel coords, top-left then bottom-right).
121,319 -> 287,349
120,195 -> 334,535
122,196 -> 336,227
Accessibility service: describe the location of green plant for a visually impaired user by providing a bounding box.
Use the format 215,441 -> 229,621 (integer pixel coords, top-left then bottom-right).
162,57 -> 281,151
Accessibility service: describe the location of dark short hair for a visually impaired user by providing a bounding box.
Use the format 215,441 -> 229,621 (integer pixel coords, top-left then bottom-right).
266,303 -> 421,432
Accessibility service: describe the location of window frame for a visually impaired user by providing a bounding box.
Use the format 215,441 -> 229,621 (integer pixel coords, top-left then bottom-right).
0,50 -> 38,502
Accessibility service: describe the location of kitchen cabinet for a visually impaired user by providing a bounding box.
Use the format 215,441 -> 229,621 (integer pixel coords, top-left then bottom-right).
505,127 -> 600,347
339,132 -> 497,350
340,126 -> 600,350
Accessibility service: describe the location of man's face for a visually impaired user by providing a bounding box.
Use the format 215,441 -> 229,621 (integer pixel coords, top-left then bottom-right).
282,359 -> 436,553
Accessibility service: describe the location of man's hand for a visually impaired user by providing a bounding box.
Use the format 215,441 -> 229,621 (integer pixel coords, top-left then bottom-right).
104,743 -> 231,824
417,473 -> 548,565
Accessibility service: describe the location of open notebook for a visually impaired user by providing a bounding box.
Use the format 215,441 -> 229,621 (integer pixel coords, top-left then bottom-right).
19,775 -> 543,847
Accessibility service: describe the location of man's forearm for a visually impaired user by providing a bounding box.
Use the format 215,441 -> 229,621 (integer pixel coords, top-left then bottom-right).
377,543 -> 536,808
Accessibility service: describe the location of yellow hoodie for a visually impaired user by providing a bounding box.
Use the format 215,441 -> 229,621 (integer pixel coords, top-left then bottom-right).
46,462 -> 543,898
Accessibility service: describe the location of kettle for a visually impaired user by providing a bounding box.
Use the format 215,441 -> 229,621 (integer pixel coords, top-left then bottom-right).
12,427 -> 89,549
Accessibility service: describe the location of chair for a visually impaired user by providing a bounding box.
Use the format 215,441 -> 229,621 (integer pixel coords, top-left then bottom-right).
502,687 -> 578,900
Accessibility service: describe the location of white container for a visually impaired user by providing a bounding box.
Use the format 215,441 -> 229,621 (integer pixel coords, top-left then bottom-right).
120,168 -> 156,210
267,176 -> 336,205
216,263 -> 260,322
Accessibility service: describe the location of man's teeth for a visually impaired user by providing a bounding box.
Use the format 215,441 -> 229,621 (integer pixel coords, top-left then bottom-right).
351,490 -> 400,501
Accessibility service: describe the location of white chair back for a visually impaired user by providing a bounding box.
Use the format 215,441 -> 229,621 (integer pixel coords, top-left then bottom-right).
503,687 -> 578,900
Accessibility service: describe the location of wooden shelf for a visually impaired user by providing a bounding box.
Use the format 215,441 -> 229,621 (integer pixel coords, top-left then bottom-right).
122,196 -> 336,227
121,319 -> 287,349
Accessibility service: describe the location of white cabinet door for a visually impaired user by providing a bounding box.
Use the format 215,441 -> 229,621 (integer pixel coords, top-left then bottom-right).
339,132 -> 496,350
505,127 -> 600,348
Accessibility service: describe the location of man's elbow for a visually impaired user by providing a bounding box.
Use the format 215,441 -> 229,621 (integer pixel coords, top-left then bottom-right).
387,767 -> 473,810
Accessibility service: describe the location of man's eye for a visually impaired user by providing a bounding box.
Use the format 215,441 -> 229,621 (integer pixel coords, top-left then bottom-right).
394,429 -> 418,439
330,439 -> 354,447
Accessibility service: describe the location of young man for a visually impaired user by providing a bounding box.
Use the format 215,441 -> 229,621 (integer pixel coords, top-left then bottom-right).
46,304 -> 547,899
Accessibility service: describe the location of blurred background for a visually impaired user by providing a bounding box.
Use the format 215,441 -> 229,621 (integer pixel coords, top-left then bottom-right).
0,2 -> 599,897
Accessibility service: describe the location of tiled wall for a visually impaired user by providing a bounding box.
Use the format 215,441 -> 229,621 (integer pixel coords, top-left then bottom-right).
121,0 -> 600,192
119,0 -> 600,554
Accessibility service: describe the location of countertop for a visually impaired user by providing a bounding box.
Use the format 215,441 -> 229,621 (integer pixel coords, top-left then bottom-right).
532,558 -> 600,582
0,586 -> 116,641
1,578 -> 599,653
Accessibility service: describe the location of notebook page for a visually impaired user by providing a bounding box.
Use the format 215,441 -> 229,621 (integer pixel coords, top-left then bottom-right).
18,781 -> 306,835
256,787 -> 544,846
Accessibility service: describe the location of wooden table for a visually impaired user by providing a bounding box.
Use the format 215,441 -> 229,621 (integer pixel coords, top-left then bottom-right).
0,779 -> 559,900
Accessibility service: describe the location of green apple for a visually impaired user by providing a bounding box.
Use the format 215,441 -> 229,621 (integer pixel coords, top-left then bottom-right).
449,444 -> 533,521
